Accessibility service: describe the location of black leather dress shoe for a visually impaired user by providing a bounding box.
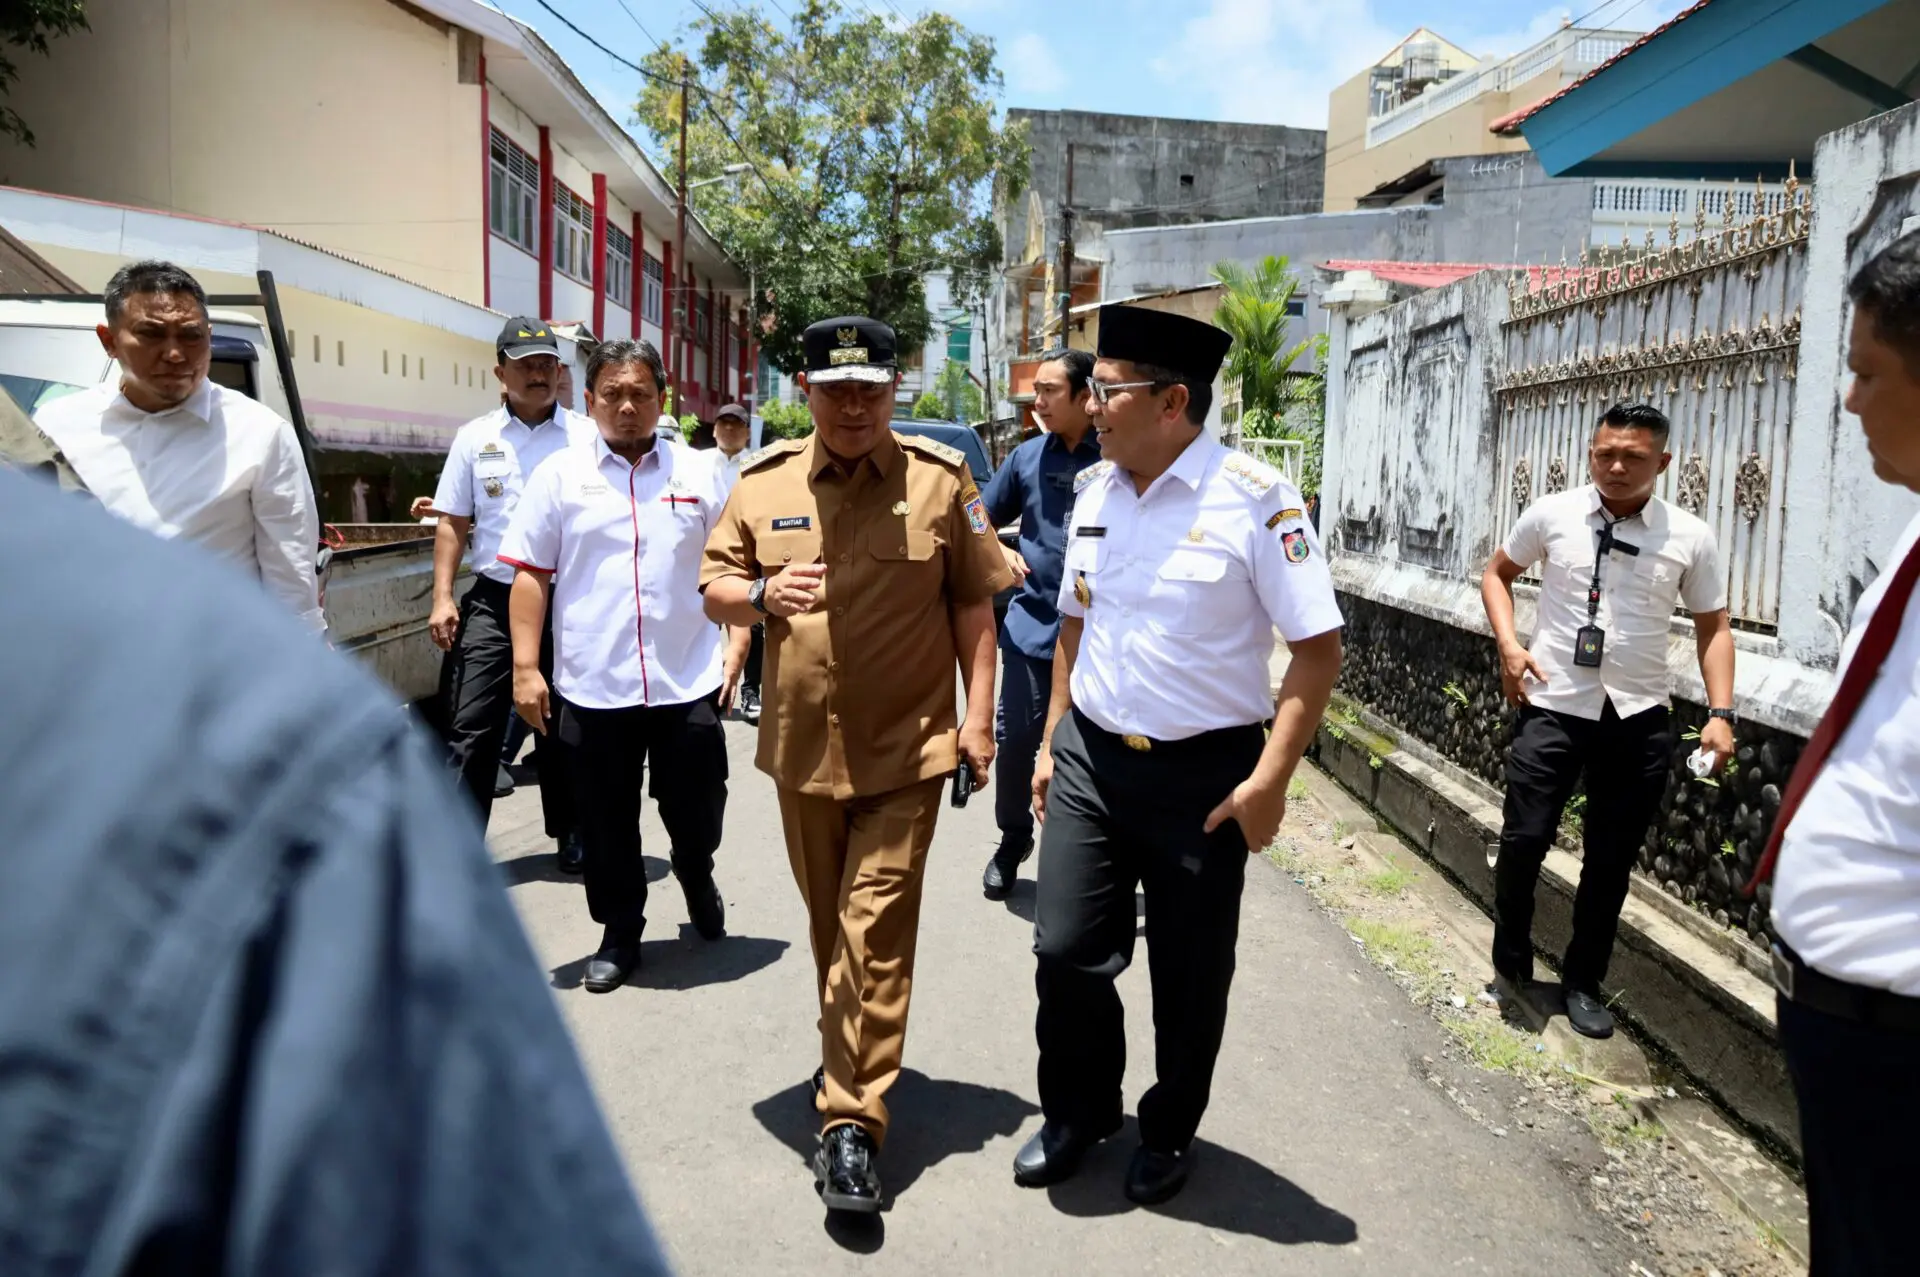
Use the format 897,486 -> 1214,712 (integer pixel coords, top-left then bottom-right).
1012,1117 -> 1122,1187
813,1124 -> 882,1213
1565,989 -> 1616,1039
683,876 -> 726,940
493,763 -> 516,799
555,833 -> 586,875
982,835 -> 1034,901
583,928 -> 639,993
1124,1144 -> 1193,1205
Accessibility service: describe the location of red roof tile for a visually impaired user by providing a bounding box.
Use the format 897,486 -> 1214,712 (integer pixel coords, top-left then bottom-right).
1490,0 -> 1718,136
1321,260 -> 1514,287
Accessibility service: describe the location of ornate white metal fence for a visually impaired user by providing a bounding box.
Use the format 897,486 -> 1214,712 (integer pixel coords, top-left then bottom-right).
1496,173 -> 1814,630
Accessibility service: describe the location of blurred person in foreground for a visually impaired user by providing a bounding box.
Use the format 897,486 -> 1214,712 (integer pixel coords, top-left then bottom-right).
1753,233 -> 1920,1276
0,466 -> 669,1277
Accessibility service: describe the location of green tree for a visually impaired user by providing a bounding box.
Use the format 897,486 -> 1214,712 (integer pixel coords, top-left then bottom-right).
759,399 -> 813,439
634,1 -> 1029,375
0,1 -> 87,148
1212,255 -> 1325,495
910,390 -> 947,420
934,359 -> 983,422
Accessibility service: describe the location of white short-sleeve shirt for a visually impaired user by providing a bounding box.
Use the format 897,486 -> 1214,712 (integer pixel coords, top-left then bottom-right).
1502,485 -> 1725,721
1058,433 -> 1343,741
35,379 -> 323,632
497,432 -> 724,710
430,405 -> 589,585
1771,510 -> 1920,994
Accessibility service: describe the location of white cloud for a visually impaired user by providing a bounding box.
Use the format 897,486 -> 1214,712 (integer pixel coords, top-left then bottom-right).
1004,31 -> 1067,98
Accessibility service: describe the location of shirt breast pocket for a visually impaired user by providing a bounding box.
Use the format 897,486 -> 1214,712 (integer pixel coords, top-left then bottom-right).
1152,547 -> 1243,636
1064,535 -> 1107,575
755,530 -> 823,573
474,460 -> 514,504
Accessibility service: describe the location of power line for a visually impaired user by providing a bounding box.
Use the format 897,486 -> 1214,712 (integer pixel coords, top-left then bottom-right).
527,0 -> 680,87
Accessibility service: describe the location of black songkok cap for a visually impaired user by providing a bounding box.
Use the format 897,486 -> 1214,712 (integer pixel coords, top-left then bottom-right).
1095,305 -> 1233,384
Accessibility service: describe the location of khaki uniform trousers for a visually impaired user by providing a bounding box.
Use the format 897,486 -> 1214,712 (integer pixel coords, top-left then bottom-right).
775,775 -> 944,1149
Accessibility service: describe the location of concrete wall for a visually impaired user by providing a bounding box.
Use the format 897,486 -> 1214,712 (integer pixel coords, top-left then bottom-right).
1779,104 -> 1920,671
1325,92 -> 1534,212
0,0 -> 487,304
1100,154 -> 1598,355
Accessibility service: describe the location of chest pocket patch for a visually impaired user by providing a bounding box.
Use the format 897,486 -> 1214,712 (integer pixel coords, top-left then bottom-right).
475,460 -> 513,500
1152,547 -> 1243,636
1065,536 -> 1107,574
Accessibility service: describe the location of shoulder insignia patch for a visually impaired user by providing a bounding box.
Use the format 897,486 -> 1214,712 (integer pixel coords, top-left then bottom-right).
739,438 -> 805,474
898,434 -> 966,468
1265,506 -> 1303,530
1219,452 -> 1279,499
1074,460 -> 1113,494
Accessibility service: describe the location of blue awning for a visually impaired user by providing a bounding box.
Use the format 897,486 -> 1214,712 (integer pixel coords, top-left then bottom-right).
1498,0 -> 1917,177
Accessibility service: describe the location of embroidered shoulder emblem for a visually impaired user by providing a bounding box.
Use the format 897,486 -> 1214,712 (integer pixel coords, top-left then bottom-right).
739,438 -> 805,474
1219,452 -> 1278,499
1074,460 -> 1113,494
898,434 -> 966,468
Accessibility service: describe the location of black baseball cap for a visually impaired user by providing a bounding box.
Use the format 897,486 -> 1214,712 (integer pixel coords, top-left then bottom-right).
1096,305 -> 1232,385
496,316 -> 560,361
802,316 -> 898,384
715,403 -> 750,423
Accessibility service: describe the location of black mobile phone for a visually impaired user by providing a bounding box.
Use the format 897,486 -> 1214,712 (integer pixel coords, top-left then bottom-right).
950,763 -> 974,808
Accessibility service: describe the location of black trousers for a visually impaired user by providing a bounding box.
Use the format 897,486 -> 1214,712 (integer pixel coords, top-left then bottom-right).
993,647 -> 1051,843
1779,991 -> 1920,1275
558,692 -> 729,939
1491,700 -> 1673,993
743,621 -> 764,694
1033,708 -> 1265,1152
435,576 -> 573,835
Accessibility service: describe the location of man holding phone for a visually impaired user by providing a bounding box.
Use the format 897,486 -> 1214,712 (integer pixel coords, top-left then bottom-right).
1481,402 -> 1735,1039
701,316 -> 1012,1216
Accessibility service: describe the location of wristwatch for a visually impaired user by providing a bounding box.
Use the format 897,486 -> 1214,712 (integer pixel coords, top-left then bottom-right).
747,577 -> 770,615
1708,708 -> 1736,723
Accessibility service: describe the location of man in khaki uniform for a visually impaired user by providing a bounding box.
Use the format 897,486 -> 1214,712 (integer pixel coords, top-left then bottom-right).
702,316 -> 1012,1215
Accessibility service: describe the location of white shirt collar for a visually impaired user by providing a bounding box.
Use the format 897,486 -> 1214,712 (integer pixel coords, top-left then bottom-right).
113,376 -> 216,423
593,429 -> 666,473
1584,483 -> 1666,530
1132,429 -> 1212,498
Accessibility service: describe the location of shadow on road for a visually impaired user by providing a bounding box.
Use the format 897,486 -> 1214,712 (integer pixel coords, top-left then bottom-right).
1044,1122 -> 1358,1248
499,852 -> 672,888
751,1068 -> 1041,1247
551,932 -> 788,992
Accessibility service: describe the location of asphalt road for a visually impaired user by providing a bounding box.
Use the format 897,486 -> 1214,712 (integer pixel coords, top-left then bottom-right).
488,711 -> 1634,1276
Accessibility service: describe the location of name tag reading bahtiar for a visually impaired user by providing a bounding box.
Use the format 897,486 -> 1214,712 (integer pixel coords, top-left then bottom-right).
771,516 -> 812,531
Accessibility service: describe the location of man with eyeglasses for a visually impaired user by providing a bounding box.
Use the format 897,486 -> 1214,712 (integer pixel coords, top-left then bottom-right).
701,315 -> 1014,1215
978,346 -> 1103,900
1013,305 -> 1344,1205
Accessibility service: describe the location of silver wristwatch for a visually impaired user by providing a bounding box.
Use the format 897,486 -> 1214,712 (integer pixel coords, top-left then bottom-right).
747,577 -> 770,615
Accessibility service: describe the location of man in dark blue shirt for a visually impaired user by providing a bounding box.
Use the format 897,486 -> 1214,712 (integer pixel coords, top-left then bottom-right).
0,468 -> 670,1277
979,347 -> 1103,899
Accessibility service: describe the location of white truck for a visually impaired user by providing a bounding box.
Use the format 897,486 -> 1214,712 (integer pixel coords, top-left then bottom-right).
0,278 -> 452,704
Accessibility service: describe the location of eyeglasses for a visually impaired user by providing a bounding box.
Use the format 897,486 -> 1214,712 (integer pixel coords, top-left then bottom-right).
1085,378 -> 1167,405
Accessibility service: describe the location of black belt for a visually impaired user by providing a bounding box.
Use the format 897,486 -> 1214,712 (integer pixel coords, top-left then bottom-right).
1074,708 -> 1265,758
1772,942 -> 1920,1033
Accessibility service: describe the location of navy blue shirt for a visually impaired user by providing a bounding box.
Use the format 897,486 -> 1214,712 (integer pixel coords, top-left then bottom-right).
0,469 -> 670,1277
982,429 -> 1104,659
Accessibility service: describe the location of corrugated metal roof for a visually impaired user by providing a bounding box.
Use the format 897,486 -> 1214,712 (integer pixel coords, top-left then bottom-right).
1490,0 -> 1719,136
1320,260 -> 1511,287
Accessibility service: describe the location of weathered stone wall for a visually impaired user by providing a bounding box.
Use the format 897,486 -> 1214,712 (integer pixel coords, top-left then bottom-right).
1336,592 -> 1805,943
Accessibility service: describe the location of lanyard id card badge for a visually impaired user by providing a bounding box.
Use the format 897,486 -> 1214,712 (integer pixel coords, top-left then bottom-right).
1575,515 -> 1638,668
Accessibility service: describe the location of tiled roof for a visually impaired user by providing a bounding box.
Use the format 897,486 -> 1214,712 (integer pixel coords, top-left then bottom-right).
1321,260 -> 1515,287
1490,0 -> 1718,136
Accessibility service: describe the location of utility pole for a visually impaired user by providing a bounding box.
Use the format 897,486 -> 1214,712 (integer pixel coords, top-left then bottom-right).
1056,141 -> 1075,344
673,57 -> 690,417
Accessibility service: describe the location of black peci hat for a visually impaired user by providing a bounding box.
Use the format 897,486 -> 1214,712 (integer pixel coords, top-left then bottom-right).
1095,305 -> 1232,385
802,316 -> 898,384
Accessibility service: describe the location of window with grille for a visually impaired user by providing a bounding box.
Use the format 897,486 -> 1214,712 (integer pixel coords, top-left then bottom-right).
606,224 -> 633,309
489,129 -> 538,255
641,255 -> 663,325
697,292 -> 711,346
553,184 -> 593,284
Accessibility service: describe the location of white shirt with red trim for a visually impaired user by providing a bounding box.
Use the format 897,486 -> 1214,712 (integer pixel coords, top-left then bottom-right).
497,431 -> 724,710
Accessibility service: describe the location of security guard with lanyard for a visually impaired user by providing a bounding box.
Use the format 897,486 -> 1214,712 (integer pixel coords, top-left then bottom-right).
1015,305 -> 1344,1205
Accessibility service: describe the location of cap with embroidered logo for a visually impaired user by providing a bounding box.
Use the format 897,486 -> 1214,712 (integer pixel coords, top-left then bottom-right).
802,316 -> 898,385
496,316 -> 560,361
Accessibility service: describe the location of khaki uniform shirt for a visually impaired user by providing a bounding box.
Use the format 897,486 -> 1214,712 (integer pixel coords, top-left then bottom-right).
701,430 -> 1014,799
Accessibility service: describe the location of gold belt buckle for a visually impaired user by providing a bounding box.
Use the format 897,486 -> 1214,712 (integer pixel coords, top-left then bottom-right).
1121,734 -> 1153,752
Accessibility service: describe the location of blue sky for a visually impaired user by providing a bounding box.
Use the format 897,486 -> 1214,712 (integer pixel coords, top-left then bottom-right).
491,0 -> 1693,153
